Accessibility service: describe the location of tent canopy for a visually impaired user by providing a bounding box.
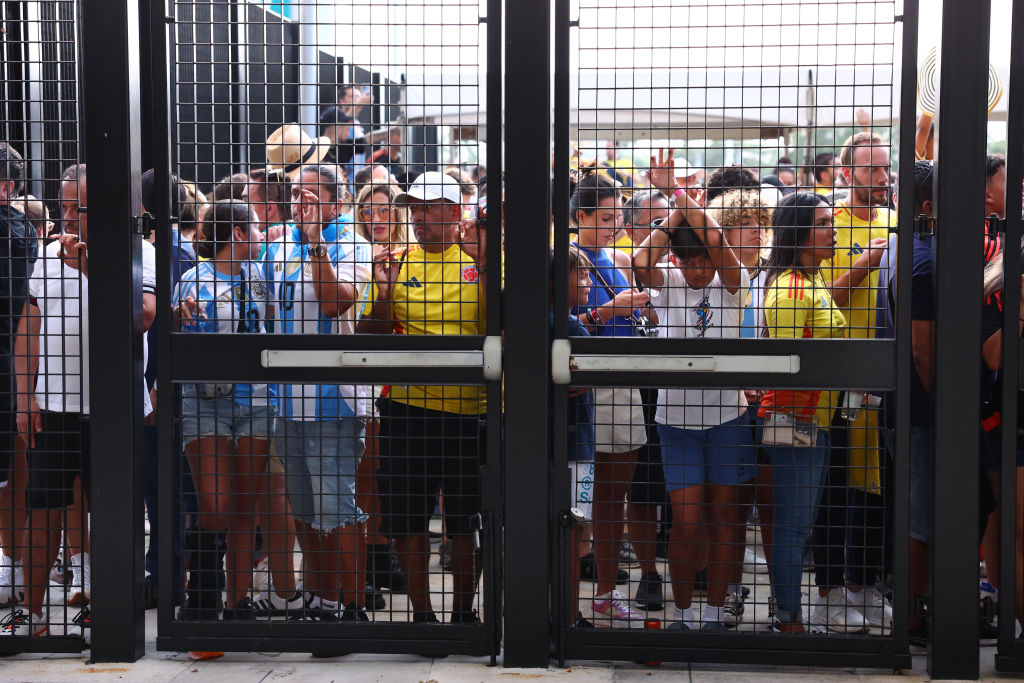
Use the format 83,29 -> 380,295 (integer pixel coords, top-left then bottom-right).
400,65 -> 995,141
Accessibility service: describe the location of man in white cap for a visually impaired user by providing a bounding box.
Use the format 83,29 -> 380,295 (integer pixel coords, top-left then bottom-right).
357,171 -> 487,624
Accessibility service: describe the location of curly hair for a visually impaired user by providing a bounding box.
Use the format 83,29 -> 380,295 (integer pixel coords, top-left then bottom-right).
706,189 -> 773,229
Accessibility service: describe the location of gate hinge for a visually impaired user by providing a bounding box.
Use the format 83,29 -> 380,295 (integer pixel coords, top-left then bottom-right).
561,507 -> 584,528
914,214 -> 935,237
894,14 -> 903,22
133,212 -> 153,238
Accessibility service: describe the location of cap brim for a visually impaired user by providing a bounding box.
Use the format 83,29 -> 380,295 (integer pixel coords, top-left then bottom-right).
393,190 -> 456,206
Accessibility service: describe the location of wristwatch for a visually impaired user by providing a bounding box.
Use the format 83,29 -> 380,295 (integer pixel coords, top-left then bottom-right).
309,243 -> 328,259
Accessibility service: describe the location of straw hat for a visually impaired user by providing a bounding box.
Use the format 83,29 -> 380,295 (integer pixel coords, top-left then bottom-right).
918,46 -> 1002,116
265,124 -> 332,179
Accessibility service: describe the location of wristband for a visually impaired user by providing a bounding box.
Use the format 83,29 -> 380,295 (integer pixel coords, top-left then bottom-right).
590,307 -> 604,325
657,226 -> 673,240
672,188 -> 686,199
585,310 -> 595,327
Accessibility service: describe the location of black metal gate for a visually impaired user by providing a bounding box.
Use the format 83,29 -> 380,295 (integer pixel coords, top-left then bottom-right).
542,0 -> 931,672
150,0 -> 504,657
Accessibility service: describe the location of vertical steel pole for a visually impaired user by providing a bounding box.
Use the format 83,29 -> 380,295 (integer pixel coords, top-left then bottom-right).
997,0 -> 1024,671
503,0 -> 553,668
930,0 -> 991,677
81,0 -> 146,663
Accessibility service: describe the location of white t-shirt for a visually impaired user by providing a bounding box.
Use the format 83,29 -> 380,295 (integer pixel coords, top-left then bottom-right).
28,239 -> 156,416
29,240 -> 89,414
141,240 -> 155,417
651,264 -> 750,429
266,220 -> 372,420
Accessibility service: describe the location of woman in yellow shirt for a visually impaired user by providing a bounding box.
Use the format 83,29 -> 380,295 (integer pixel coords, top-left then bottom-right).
757,192 -> 847,633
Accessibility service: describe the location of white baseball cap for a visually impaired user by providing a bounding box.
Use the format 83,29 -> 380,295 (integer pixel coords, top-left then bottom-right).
394,171 -> 462,205
673,157 -> 705,180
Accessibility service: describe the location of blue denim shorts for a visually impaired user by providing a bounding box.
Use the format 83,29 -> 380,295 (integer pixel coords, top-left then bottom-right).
657,412 -> 757,491
277,418 -> 367,531
181,396 -> 275,445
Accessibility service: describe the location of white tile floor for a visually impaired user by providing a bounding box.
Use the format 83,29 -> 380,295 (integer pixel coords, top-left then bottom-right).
1,522 -> 1011,681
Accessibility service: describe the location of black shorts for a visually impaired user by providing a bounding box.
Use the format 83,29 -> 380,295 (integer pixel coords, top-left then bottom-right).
377,399 -> 485,537
628,387 -> 666,504
27,411 -> 91,510
0,371 -> 15,484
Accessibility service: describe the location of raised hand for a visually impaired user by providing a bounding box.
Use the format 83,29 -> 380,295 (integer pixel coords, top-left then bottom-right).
58,233 -> 88,276
607,288 -> 650,318
372,249 -> 402,298
647,148 -> 677,193
459,218 -> 486,266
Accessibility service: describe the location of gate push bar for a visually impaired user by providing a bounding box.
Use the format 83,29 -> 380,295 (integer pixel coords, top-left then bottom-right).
261,336 -> 504,381
551,340 -> 799,385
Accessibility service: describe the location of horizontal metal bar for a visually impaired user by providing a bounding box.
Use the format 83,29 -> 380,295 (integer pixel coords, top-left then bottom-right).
568,337 -> 895,389
262,349 -> 485,369
170,334 -> 489,384
570,354 -> 799,375
564,639 -> 911,671
0,637 -> 86,654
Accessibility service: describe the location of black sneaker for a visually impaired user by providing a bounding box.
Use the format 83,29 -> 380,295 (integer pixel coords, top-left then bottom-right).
72,606 -> 92,630
979,618 -> 998,646
634,572 -> 664,611
365,584 -> 386,611
909,624 -> 929,652
413,610 -> 440,623
367,542 -> 408,593
450,609 -> 481,624
574,612 -> 595,628
340,602 -> 369,622
579,553 -> 629,585
223,597 -> 256,621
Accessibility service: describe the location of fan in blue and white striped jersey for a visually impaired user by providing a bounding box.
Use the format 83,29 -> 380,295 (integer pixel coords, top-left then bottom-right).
172,259 -> 275,407
265,217 -> 372,421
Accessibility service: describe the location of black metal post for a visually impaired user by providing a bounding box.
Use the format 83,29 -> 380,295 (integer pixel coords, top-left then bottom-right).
503,0 -> 552,668
997,0 -> 1024,672
930,0 -> 991,677
81,0 -> 146,663
892,0 -> 919,661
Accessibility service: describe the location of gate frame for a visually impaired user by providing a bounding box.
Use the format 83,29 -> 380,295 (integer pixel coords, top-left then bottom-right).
151,0 -> 505,658
547,0 -> 919,671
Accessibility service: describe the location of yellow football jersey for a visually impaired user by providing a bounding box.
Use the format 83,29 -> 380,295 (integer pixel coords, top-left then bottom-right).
761,269 -> 847,428
820,203 -> 894,339
388,244 -> 486,414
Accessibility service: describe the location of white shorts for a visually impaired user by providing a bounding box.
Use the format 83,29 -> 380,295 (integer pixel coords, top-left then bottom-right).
593,386 -> 648,454
570,461 -> 595,522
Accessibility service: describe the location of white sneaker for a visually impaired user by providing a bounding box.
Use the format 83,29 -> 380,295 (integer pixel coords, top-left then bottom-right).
590,590 -> 645,623
847,587 -> 893,629
14,563 -> 25,604
47,604 -> 84,637
68,552 -> 91,606
809,587 -> 869,633
0,555 -> 15,606
723,592 -> 745,626
743,546 -> 770,574
1,608 -> 50,637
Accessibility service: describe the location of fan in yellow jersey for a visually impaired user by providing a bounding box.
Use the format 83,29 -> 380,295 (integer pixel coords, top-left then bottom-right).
811,132 -> 895,633
757,192 -> 846,633
357,171 -> 487,624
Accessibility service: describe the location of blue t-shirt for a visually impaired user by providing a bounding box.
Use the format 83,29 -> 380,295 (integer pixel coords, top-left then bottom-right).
884,235 -> 934,427
556,313 -> 596,461
572,244 -> 639,337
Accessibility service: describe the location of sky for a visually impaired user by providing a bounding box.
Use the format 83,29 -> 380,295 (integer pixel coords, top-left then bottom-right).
297,0 -> 1015,78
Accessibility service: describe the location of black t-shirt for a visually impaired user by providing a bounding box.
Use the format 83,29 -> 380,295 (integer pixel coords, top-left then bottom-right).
980,291 -> 1023,439
320,106 -> 364,164
0,205 -> 38,369
896,235 -> 935,427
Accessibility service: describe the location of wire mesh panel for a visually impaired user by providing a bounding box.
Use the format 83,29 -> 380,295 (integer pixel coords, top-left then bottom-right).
157,0 -> 499,657
552,0 -> 911,669
0,0 -> 93,653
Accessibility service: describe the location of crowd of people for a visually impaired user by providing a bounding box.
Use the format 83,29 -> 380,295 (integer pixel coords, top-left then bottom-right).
0,88 -> 1019,659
